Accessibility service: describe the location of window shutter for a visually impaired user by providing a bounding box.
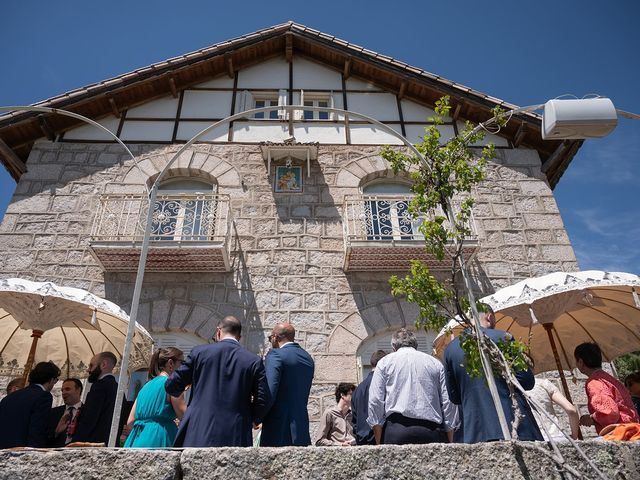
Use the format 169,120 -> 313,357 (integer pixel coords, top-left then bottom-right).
294,90 -> 304,120
278,89 -> 288,119
237,90 -> 253,114
329,91 -> 336,120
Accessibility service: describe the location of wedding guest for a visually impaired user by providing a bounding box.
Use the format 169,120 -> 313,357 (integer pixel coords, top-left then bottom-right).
624,372 -> 640,415
0,361 -> 60,448
5,377 -> 25,396
351,350 -> 386,445
444,308 -> 541,443
529,377 -> 580,441
165,316 -> 270,447
48,378 -> 83,447
260,323 -> 315,447
315,383 -> 356,446
574,343 -> 639,434
371,329 -> 457,444
73,351 -> 118,444
124,347 -> 186,448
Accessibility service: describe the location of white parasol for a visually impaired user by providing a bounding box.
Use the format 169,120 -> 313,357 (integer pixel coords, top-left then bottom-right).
0,277 -> 154,380
433,270 -> 640,403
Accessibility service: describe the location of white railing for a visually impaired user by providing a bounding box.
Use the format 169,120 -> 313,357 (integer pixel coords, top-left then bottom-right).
343,195 -> 477,243
91,193 -> 231,244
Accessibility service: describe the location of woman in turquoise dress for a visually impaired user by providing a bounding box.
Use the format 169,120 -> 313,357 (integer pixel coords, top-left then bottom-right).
124,347 -> 186,448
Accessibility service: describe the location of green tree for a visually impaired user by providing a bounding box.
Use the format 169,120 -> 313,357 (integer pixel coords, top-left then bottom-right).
381,96 -> 530,435
614,351 -> 640,380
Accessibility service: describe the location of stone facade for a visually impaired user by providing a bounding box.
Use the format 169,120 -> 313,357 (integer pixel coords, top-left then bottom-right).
0,139 -> 578,426
1,442 -> 638,480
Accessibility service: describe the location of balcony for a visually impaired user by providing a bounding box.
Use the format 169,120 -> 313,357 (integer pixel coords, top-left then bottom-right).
343,195 -> 479,271
89,193 -> 232,272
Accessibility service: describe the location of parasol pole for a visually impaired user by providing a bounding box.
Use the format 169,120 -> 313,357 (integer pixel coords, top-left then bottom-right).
22,329 -> 44,383
542,323 -> 572,402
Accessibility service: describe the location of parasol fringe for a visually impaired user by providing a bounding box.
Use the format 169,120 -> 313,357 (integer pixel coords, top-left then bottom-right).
632,287 -> 640,308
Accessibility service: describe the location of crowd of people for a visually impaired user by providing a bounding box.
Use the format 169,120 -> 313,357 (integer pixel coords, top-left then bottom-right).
0,350 -> 127,448
0,312 -> 638,449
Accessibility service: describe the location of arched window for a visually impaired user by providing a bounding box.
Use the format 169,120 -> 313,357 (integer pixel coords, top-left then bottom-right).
152,178 -> 217,241
362,181 -> 421,240
356,328 -> 438,381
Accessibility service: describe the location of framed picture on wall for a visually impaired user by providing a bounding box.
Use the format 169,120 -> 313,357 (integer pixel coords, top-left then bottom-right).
274,166 -> 303,193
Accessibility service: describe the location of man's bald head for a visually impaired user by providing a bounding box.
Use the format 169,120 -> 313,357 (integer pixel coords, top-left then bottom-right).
274,323 -> 295,341
218,316 -> 242,339
270,322 -> 295,347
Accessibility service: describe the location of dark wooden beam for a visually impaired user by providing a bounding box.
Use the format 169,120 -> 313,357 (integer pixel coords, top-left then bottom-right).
108,97 -> 121,118
168,77 -> 179,98
343,57 -> 352,79
398,81 -> 408,100
0,137 -> 27,180
285,33 -> 293,63
513,122 -> 527,148
37,115 -> 56,141
452,103 -> 463,121
225,53 -> 234,78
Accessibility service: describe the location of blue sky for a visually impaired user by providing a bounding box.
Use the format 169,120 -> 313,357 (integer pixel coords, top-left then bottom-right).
1,0 -> 638,274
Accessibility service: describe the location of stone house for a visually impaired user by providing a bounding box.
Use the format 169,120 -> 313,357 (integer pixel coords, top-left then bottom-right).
0,22 -> 582,423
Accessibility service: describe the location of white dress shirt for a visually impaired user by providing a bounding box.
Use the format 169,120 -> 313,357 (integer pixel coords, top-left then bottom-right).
366,347 -> 458,431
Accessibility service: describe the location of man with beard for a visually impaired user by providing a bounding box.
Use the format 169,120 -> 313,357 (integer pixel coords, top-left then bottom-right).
73,351 -> 118,445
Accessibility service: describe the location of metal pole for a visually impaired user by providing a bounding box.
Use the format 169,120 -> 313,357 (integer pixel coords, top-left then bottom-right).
0,106 -> 149,195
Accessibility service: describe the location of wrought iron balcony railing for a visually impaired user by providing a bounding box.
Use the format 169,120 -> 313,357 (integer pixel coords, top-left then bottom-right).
343,194 -> 478,271
89,193 -> 232,272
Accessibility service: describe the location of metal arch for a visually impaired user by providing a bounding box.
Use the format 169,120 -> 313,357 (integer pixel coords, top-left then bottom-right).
0,106 -> 149,194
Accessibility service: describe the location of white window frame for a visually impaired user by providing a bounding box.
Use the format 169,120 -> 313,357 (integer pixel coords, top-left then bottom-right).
253,97 -> 279,120
241,89 -> 288,120
297,90 -> 335,121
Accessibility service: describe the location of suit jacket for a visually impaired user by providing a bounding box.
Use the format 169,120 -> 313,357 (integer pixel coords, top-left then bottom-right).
444,328 -> 543,443
260,343 -> 315,447
47,402 -> 84,448
165,338 -> 270,447
0,384 -> 53,448
73,375 -> 118,444
351,371 -> 375,445
48,405 -> 68,448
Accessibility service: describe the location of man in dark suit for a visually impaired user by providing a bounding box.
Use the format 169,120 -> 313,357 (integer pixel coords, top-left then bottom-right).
165,316 -> 270,447
73,351 -> 118,444
260,322 -> 315,446
0,361 -> 61,448
351,350 -> 386,445
444,308 -> 542,443
47,378 -> 83,447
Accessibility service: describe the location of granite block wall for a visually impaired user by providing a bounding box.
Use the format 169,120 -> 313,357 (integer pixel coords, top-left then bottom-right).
0,140 -> 579,427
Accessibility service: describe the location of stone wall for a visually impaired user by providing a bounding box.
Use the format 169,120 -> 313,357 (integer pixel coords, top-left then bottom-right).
0,442 -> 638,480
0,140 -> 579,425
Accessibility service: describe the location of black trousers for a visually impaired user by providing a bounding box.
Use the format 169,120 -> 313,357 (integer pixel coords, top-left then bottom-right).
381,413 -> 447,445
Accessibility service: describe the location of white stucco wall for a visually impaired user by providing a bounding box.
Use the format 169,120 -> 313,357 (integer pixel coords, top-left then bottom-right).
60,55 -> 510,149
